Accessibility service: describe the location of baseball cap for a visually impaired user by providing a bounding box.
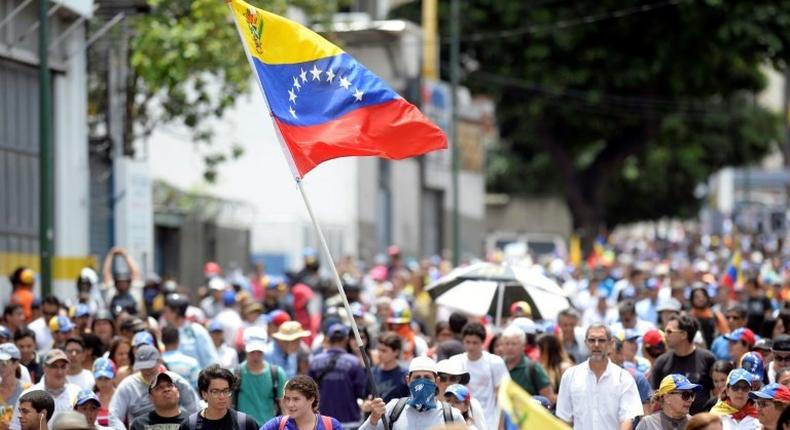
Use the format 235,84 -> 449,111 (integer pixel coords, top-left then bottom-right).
132,331 -> 155,348
740,352 -> 765,380
645,278 -> 659,290
754,338 -> 773,353
0,326 -> 10,341
623,329 -> 641,342
74,304 -> 91,318
510,317 -> 543,335
120,317 -> 146,333
643,329 -> 665,347
444,384 -> 471,402
93,357 -> 116,379
656,298 -> 682,313
266,310 -> 291,327
728,368 -> 757,386
208,277 -> 226,291
49,316 -> 75,333
327,323 -> 350,341
208,320 -> 223,333
244,326 -> 269,353
773,334 -> 790,352
222,290 -> 236,306
0,343 -> 20,361
749,383 -> 790,402
94,309 -> 114,322
148,371 -> 175,393
408,356 -> 437,374
724,328 -> 757,346
657,374 -> 703,396
74,389 -> 101,407
133,345 -> 161,370
509,301 -> 532,317
45,349 -> 70,365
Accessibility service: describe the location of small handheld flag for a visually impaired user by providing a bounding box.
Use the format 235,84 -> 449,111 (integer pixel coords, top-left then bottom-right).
227,0 -> 447,178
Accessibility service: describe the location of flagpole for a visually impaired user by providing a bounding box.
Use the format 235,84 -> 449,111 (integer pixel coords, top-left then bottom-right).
225,0 -> 383,407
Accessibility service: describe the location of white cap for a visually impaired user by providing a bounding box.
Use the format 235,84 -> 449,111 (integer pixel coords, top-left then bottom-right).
244,326 -> 269,353
511,317 -> 542,335
408,356 -> 437,374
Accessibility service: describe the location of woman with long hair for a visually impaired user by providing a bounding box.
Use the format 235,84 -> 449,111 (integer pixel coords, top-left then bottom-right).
258,374 -> 343,429
710,369 -> 759,429
536,333 -> 573,392
704,360 -> 736,411
92,357 -> 116,427
107,336 -> 133,384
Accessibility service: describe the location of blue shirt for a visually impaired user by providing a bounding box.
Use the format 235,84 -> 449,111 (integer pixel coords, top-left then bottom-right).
259,415 -> 343,430
371,365 -> 409,403
178,322 -> 219,368
308,348 -> 367,424
264,341 -> 298,379
711,335 -> 731,361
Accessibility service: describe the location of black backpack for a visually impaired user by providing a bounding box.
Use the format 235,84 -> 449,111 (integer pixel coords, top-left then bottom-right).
385,398 -> 454,430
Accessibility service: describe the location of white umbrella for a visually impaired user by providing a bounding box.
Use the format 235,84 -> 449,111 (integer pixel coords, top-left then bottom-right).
427,263 -> 570,324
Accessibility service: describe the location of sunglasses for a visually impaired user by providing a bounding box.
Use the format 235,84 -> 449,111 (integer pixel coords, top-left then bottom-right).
438,374 -> 461,383
729,384 -> 751,392
668,391 -> 696,401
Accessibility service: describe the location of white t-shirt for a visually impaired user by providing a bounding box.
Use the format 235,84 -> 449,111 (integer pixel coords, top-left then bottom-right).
67,368 -> 96,391
451,351 -> 508,430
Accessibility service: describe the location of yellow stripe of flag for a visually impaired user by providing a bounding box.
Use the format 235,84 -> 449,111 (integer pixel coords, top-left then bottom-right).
498,379 -> 570,430
227,0 -> 344,65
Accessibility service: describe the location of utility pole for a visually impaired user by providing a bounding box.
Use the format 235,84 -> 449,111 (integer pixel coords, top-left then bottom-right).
39,0 -> 53,296
450,0 -> 460,266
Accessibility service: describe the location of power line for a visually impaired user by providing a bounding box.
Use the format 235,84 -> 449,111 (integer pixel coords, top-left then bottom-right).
440,0 -> 684,43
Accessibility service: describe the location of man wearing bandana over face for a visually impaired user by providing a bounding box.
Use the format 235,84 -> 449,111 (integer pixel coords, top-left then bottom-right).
358,357 -> 464,429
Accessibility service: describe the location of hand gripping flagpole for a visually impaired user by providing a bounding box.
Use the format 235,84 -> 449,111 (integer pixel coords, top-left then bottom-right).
225,2 -> 386,420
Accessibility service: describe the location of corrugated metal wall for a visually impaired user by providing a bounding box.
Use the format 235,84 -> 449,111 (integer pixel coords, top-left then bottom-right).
0,58 -> 40,271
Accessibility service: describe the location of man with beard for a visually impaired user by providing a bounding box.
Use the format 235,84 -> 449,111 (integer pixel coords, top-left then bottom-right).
650,315 -> 716,415
556,323 -> 642,430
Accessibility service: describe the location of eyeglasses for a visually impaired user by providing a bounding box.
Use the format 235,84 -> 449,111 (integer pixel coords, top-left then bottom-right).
774,354 -> 790,362
65,349 -> 83,355
586,338 -> 609,345
726,315 -> 743,320
208,388 -> 232,397
438,374 -> 461,383
668,391 -> 696,401
729,384 -> 751,392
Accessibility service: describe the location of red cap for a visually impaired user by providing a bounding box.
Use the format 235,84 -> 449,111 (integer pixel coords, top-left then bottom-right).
643,329 -> 665,347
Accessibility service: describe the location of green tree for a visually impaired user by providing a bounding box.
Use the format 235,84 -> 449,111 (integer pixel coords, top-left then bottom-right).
89,0 -> 331,181
392,0 -> 788,250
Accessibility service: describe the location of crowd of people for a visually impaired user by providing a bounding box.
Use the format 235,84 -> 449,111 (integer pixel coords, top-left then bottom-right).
6,233 -> 790,430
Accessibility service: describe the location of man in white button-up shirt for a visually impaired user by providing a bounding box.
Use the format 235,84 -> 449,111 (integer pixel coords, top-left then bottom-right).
556,323 -> 643,430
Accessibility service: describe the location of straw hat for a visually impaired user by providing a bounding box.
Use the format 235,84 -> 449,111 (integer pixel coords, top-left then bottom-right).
272,321 -> 310,341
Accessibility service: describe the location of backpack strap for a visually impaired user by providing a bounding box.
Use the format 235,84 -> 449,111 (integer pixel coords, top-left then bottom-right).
320,415 -> 332,429
270,363 -> 281,414
231,410 -> 248,430
441,401 -> 453,423
278,415 -> 290,430
388,398 -> 408,429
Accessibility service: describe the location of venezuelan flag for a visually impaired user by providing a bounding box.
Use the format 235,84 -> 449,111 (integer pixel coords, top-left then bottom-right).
721,251 -> 742,289
498,379 -> 570,430
227,0 -> 447,177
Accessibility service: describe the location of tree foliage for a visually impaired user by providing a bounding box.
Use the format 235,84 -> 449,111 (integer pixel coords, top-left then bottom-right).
391,0 -> 789,247
90,0 -> 332,181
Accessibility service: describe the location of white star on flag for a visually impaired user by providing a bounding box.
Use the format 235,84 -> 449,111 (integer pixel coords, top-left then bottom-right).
339,76 -> 351,90
288,89 -> 297,103
300,68 -> 308,82
289,106 -> 297,118
325,69 -> 335,83
353,88 -> 364,101
293,76 -> 301,90
310,65 -> 321,81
